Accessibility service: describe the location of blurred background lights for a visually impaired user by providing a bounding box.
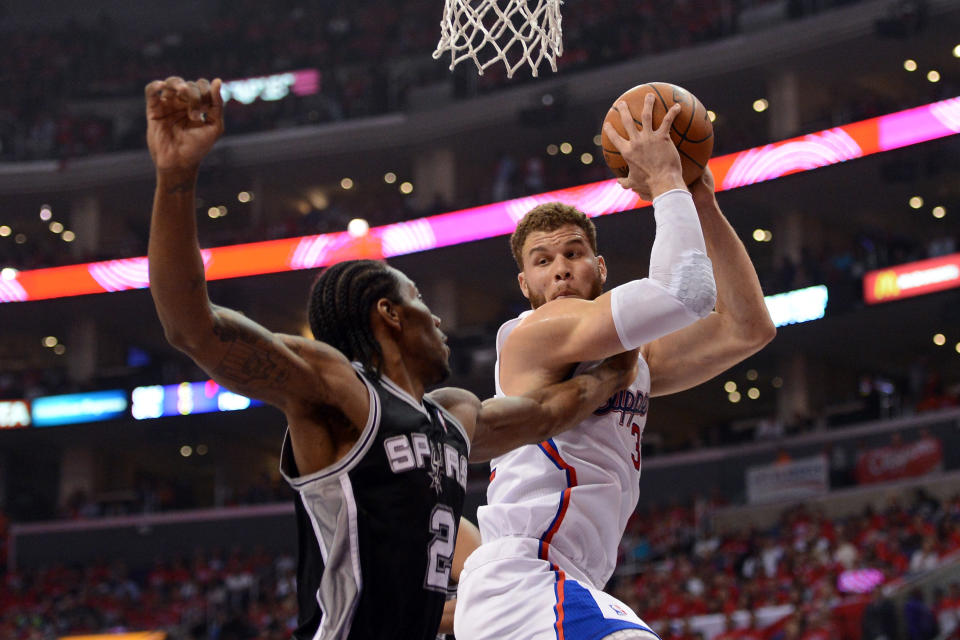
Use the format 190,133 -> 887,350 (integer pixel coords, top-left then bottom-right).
747,387 -> 760,400
0,268 -> 17,280
237,191 -> 252,203
728,391 -> 741,403
0,225 -> 11,237
927,70 -> 940,83
580,152 -> 593,165
347,218 -> 370,237
180,445 -> 193,457
559,142 -> 573,154
546,144 -> 559,156
399,181 -> 414,194
753,99 -> 768,112
43,336 -> 58,348
933,333 -> 946,346
39,205 -> 52,221
383,172 -> 397,184
909,196 -> 923,209
340,177 -> 354,190
903,59 -> 917,71
62,230 -> 76,242
724,380 -> 737,393
932,206 -> 946,219
49,221 -> 63,234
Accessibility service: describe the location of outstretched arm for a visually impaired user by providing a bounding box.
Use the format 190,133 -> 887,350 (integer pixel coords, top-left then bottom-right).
146,77 -> 360,414
643,168 -> 776,396
432,350 -> 637,462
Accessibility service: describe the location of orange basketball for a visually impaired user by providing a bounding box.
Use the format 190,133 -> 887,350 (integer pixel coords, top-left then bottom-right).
600,82 -> 714,186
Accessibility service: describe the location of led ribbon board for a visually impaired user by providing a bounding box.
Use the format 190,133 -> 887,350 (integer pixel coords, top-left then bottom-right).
31,390 -> 128,427
1,97 -> 957,304
131,380 -> 262,420
864,252 -> 960,304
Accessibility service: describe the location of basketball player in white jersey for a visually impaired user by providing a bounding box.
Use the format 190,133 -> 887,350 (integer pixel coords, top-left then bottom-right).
454,95 -> 777,640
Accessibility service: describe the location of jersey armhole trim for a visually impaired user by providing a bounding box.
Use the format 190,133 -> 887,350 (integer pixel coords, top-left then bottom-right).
282,371 -> 382,487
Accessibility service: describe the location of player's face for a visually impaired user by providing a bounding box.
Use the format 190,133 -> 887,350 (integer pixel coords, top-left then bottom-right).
517,224 -> 606,309
391,269 -> 451,385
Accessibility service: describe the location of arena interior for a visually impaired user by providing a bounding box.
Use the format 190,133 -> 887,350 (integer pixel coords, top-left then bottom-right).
1,0 -> 959,638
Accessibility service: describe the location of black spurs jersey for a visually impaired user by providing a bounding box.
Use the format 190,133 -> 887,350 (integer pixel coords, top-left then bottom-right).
280,364 -> 470,640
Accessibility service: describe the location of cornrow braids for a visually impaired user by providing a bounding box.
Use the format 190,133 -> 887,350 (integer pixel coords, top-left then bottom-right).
307,260 -> 402,380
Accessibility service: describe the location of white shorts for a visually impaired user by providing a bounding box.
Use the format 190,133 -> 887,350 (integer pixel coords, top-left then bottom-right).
454,537 -> 659,640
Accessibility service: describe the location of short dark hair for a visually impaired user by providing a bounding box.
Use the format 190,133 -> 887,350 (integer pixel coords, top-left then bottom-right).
307,260 -> 402,380
510,202 -> 598,269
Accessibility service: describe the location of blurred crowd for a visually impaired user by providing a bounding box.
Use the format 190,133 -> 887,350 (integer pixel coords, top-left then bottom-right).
0,0 -> 905,163
612,489 -> 960,639
0,545 -> 298,640
0,488 -> 956,639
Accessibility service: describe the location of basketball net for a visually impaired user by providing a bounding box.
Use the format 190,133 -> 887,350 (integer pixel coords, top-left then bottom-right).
432,0 -> 563,78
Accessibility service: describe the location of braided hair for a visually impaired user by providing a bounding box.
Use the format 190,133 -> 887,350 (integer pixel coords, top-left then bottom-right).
308,260 -> 403,380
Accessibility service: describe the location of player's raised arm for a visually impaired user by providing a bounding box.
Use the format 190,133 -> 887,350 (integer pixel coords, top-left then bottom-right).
145,76 -> 356,413
431,350 -> 637,462
642,167 -> 776,396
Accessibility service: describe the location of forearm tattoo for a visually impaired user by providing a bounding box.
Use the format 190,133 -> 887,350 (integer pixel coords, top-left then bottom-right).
212,320 -> 290,388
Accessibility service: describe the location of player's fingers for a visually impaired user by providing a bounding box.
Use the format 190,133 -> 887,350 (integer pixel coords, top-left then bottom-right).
658,103 -> 682,134
145,80 -> 165,101
209,78 -> 225,117
603,122 -> 627,152
615,101 -> 637,140
639,93 -> 655,132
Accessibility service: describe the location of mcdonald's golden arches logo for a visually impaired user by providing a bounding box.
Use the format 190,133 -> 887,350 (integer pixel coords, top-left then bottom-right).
872,270 -> 900,300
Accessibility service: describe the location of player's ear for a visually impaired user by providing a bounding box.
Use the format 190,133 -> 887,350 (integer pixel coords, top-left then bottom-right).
597,255 -> 608,285
518,272 -> 530,299
375,298 -> 402,331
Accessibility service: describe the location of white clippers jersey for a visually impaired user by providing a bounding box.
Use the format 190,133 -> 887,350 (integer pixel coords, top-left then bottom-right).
477,312 -> 650,588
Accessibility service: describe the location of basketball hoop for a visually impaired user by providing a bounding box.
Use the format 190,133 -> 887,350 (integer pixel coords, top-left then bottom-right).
432,0 -> 563,78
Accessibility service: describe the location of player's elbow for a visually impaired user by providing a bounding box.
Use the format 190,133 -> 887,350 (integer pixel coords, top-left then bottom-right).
743,314 -> 777,350
667,252 -> 717,319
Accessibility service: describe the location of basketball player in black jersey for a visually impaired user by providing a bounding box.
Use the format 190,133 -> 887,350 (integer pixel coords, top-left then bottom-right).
145,76 -> 638,640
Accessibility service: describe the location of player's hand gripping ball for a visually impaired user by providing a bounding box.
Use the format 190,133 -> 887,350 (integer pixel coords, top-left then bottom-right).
601,82 -> 714,186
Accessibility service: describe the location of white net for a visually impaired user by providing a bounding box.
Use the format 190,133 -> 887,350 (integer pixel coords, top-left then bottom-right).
432,0 -> 563,78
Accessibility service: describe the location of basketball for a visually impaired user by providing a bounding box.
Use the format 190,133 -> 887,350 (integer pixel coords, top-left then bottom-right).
600,82 -> 714,186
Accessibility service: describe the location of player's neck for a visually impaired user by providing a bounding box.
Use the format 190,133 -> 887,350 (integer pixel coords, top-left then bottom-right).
379,348 -> 426,401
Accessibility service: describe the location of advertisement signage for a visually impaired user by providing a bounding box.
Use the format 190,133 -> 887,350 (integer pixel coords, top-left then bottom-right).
746,455 -> 829,505
131,380 -> 262,420
0,400 -> 31,428
855,436 -> 943,484
31,390 -> 128,427
764,285 -> 828,327
864,253 -> 960,304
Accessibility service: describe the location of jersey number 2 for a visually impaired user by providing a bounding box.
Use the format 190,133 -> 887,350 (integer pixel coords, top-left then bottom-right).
425,505 -> 456,592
